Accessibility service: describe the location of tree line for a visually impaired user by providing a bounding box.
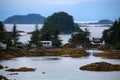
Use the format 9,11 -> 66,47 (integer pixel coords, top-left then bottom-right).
102,18 -> 120,49
1,11 -> 120,50
0,22 -> 20,49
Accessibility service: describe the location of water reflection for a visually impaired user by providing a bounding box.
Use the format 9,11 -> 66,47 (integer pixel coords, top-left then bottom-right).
42,57 -> 61,61
0,52 -> 120,80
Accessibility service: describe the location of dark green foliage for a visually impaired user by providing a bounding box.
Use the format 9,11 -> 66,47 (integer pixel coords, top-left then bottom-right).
44,12 -> 78,34
0,22 -> 6,43
70,28 -> 90,45
4,33 -> 13,49
76,28 -> 90,43
41,23 -> 61,47
4,14 -> 45,24
11,24 -> 20,47
102,18 -> 120,49
30,24 -> 41,47
51,37 -> 61,47
41,23 -> 60,40
98,19 -> 113,24
0,22 -> 12,49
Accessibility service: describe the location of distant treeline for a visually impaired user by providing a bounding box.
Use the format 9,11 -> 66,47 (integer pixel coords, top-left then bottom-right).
4,14 -> 45,24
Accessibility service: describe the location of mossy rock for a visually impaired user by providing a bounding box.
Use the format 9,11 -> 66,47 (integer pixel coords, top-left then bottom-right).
93,52 -> 120,59
5,67 -> 36,72
0,75 -> 9,80
0,64 -> 4,69
80,62 -> 120,71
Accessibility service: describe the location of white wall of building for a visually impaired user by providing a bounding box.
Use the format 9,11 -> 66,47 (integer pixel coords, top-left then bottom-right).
41,41 -> 52,48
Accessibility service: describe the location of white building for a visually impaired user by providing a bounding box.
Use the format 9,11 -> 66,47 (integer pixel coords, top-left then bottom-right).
41,41 -> 52,48
91,38 -> 104,45
0,42 -> 7,49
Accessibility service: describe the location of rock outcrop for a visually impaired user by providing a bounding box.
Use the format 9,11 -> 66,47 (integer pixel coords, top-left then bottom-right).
80,62 -> 120,71
5,67 -> 36,72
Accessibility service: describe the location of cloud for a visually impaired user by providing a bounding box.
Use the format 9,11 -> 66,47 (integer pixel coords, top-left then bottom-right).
1,0 -> 119,6
0,0 -> 96,5
38,0 -> 95,5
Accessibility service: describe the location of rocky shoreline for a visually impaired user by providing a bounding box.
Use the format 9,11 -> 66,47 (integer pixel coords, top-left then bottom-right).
93,51 -> 120,59
0,64 -> 4,69
80,62 -> 120,71
0,75 -> 9,80
0,49 -> 88,60
5,67 -> 36,72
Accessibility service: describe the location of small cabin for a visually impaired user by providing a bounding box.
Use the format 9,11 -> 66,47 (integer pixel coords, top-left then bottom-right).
41,41 -> 52,48
91,38 -> 104,45
0,42 -> 7,49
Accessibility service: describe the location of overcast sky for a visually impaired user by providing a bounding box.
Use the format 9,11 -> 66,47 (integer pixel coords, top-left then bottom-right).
0,0 -> 120,21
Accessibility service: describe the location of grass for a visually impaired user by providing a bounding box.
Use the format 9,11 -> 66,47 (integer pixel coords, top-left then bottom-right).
80,62 -> 120,71
5,67 -> 36,72
93,52 -> 120,59
0,49 -> 88,60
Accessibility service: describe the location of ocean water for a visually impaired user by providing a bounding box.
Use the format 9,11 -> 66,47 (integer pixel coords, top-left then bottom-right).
5,24 -> 109,44
1,24 -> 120,80
0,50 -> 120,80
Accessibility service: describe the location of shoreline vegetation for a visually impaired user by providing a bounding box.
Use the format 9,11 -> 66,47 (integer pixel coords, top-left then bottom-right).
80,62 -> 120,71
0,49 -> 88,60
93,50 -> 120,59
0,75 -> 9,80
5,67 -> 36,72
0,49 -> 120,80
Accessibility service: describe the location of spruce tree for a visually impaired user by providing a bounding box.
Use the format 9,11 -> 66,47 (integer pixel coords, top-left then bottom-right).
30,24 -> 41,47
0,22 -> 12,49
12,24 -> 20,47
0,22 -> 6,43
102,18 -> 120,49
41,23 -> 61,47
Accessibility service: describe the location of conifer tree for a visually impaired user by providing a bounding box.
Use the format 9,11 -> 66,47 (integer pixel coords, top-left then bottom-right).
41,23 -> 61,47
0,22 -> 6,43
0,22 -> 12,49
30,24 -> 41,47
102,18 -> 120,49
12,24 -> 20,46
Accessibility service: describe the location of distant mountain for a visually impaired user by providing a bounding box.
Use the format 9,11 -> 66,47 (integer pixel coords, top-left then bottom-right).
98,19 -> 113,24
4,14 -> 45,24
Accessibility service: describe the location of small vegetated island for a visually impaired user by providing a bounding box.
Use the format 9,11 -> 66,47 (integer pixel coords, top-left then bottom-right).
98,19 -> 113,24
5,67 -> 36,72
43,12 -> 79,34
80,62 -> 120,71
0,49 -> 88,60
4,13 -> 45,24
93,52 -> 120,59
0,75 -> 9,80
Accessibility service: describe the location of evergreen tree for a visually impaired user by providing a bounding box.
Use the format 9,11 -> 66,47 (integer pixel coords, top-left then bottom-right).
30,24 -> 41,47
0,22 -> 6,43
69,28 -> 90,45
0,22 -> 12,49
11,24 -> 20,46
41,23 -> 61,47
102,18 -> 120,49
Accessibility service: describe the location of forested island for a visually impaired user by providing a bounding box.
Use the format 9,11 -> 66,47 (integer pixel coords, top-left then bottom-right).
98,19 -> 113,24
4,14 -> 45,24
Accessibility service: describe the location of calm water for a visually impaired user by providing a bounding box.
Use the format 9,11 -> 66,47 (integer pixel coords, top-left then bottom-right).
5,24 -> 109,44
2,24 -> 119,80
0,50 -> 120,80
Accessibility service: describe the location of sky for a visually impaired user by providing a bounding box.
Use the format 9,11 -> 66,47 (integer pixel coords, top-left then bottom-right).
0,0 -> 120,21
